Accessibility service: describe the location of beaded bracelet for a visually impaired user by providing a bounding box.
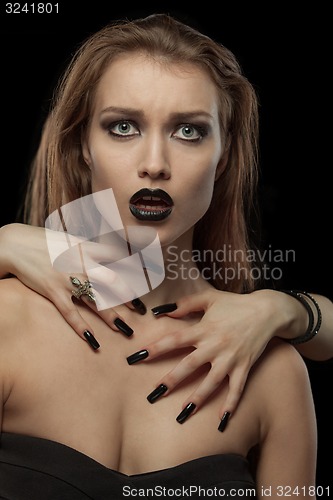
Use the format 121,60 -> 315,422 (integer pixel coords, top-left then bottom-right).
282,290 -> 322,345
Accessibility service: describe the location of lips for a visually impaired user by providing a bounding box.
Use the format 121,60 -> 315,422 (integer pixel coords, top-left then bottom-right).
129,188 -> 174,221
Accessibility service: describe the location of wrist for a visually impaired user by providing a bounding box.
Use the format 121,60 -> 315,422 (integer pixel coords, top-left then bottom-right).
252,289 -> 308,341
279,290 -> 322,345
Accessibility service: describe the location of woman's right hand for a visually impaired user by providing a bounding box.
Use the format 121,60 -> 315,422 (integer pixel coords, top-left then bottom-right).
0,223 -> 146,346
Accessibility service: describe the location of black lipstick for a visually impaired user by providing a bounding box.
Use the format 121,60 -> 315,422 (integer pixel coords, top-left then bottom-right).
129,188 -> 173,222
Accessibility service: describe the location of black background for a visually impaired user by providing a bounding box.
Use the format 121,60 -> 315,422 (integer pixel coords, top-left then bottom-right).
1,1 -> 332,490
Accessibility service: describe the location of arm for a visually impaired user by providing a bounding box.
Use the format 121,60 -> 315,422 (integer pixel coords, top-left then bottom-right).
0,223 -> 143,347
1,223 -> 332,420
274,291 -> 333,361
127,287 -> 333,422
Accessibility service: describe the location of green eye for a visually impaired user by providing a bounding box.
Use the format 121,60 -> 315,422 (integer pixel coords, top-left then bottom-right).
108,120 -> 139,137
182,125 -> 196,138
116,122 -> 132,134
173,124 -> 206,142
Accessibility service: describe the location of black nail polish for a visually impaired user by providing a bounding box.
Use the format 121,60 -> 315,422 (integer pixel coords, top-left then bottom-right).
151,303 -> 177,316
83,330 -> 100,350
218,411 -> 231,432
114,318 -> 134,337
132,298 -> 147,315
176,402 -> 196,424
127,349 -> 149,365
147,384 -> 168,403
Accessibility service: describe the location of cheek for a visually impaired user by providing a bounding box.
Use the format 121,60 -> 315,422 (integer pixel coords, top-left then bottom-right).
85,135 -> 118,190
91,167 -> 110,192
189,162 -> 217,202
88,142 -> 136,195
187,142 -> 222,202
89,163 -> 129,223
89,154 -> 120,193
177,163 -> 217,229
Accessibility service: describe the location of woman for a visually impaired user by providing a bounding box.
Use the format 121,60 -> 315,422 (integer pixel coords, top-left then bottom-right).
0,13 -> 317,497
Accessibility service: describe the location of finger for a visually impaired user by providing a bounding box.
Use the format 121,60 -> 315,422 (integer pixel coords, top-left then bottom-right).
56,274 -> 133,342
86,266 -> 143,313
75,290 -> 135,338
58,237 -> 148,315
70,273 -> 133,337
50,290 -> 100,351
127,326 -> 195,363
175,367 -> 248,429
126,298 -> 147,315
61,291 -> 134,342
67,273 -> 135,337
219,367 -> 249,419
145,349 -> 209,403
58,240 -> 146,313
178,366 -> 228,414
37,273 -> 96,342
152,290 -> 212,319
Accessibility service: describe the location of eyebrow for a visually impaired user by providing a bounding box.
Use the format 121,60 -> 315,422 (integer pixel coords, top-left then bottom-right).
100,106 -> 214,121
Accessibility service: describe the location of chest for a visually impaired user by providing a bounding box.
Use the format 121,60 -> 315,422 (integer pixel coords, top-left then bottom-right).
3,305 -> 261,473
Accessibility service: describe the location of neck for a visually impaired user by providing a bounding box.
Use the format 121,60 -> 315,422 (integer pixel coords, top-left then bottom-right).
93,226 -> 212,312
139,231 -> 212,311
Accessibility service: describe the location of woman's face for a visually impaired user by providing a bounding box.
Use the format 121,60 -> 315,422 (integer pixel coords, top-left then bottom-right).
82,53 -> 227,248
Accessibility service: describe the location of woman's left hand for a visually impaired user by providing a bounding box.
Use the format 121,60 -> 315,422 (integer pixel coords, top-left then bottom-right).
127,288 -> 289,424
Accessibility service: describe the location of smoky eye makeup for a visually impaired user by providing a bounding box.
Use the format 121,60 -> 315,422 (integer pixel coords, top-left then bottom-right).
101,118 -> 140,137
173,122 -> 210,142
99,109 -> 213,141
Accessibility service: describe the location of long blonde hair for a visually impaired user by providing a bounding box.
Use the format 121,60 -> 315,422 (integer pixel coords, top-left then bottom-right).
23,13 -> 260,292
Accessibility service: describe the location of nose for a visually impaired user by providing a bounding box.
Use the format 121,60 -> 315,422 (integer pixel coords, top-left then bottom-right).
137,134 -> 171,180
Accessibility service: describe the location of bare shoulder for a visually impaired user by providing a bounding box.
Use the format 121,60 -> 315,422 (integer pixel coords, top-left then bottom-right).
0,277 -> 51,341
250,337 -> 315,433
251,338 -> 312,400
0,275 -> 31,299
0,278 -> 36,393
0,276 -> 60,384
251,337 -> 317,489
256,337 -> 309,378
0,275 -> 31,307
0,277 -> 28,324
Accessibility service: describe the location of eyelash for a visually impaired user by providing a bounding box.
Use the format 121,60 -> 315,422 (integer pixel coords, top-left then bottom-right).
105,120 -> 208,142
175,124 -> 208,142
106,121 -> 138,139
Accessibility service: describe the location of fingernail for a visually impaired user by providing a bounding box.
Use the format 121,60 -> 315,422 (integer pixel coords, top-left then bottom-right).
83,330 -> 100,350
147,384 -> 168,403
218,411 -> 231,432
127,349 -> 149,365
114,318 -> 134,337
176,402 -> 196,424
132,298 -> 147,315
151,303 -> 177,316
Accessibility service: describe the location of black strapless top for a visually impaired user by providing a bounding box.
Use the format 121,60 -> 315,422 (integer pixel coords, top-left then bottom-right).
0,432 -> 257,499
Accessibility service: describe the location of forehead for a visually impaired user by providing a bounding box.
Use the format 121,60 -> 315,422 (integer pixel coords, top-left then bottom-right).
93,53 -> 220,116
